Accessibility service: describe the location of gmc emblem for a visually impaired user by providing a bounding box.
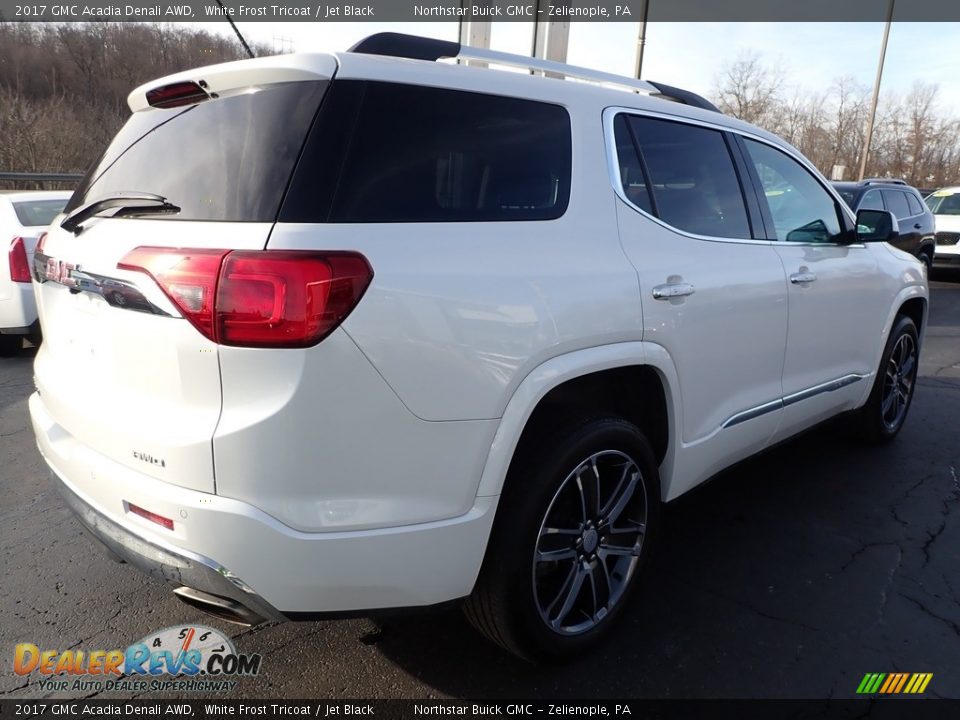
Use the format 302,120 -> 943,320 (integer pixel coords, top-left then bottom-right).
45,259 -> 79,288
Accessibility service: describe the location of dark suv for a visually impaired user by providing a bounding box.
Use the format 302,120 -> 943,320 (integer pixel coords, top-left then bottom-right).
833,179 -> 936,270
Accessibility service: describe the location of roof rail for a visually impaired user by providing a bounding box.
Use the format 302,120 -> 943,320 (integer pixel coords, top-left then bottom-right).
348,32 -> 720,113
863,177 -> 907,185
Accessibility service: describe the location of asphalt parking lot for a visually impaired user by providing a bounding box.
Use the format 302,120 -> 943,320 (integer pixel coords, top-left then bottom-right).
2,272 -> 958,700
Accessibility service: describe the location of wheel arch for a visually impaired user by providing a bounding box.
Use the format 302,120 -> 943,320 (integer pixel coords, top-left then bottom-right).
475,342 -> 681,502
855,285 -> 928,408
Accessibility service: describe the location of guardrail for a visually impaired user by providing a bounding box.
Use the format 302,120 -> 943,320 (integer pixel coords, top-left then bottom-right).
0,172 -> 83,183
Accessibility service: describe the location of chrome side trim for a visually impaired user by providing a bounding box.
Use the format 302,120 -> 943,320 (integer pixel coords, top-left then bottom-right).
722,398 -> 783,429
782,374 -> 866,407
721,374 -> 867,429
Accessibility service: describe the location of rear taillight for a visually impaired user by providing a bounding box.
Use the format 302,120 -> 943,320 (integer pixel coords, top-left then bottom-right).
118,248 -> 373,348
8,237 -> 31,283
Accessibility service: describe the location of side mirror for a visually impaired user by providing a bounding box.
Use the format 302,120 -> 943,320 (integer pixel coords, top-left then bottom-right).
856,208 -> 899,243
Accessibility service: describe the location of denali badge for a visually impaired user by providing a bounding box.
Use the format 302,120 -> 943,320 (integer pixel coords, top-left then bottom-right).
132,451 -> 166,469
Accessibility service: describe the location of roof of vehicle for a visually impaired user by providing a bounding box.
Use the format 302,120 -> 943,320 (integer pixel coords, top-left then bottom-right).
927,186 -> 960,196
831,180 -> 923,194
130,34 -> 797,162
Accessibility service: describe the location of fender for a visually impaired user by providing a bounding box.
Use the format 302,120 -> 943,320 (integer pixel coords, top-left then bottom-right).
474,341 -> 683,501
854,282 -> 928,408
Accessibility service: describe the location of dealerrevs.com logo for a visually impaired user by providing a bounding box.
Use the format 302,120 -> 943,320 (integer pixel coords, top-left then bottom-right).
14,625 -> 261,693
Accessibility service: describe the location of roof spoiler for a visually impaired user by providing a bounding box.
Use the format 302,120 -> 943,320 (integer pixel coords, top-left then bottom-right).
348,33 -> 720,114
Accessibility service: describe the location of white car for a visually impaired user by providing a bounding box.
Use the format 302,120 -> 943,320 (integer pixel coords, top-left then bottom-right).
29,34 -> 927,661
924,186 -> 960,268
0,191 -> 71,354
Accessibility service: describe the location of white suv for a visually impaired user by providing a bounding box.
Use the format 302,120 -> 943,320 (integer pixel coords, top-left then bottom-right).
29,34 -> 927,661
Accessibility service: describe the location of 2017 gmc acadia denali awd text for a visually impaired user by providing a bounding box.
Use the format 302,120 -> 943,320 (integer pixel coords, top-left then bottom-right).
29,34 -> 928,661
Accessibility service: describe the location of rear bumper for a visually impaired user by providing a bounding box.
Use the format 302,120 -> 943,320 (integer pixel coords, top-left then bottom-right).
932,249 -> 960,267
31,391 -> 497,616
0,282 -> 37,333
56,475 -> 284,625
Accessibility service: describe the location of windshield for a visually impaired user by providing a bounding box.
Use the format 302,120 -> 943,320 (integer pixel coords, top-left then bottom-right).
925,192 -> 960,215
66,81 -> 328,222
13,198 -> 69,227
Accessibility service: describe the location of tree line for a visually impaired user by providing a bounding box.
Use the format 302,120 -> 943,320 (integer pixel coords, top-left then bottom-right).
0,22 -> 267,189
713,52 -> 960,190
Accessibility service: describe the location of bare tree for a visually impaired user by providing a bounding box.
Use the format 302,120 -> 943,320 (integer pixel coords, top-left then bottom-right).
711,52 -> 960,187
714,51 -> 784,127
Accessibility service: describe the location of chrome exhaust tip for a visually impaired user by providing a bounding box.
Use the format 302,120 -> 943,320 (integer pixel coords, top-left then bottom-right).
173,586 -> 267,627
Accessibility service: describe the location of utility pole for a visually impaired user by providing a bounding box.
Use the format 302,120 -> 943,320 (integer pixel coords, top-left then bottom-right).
858,0 -> 895,181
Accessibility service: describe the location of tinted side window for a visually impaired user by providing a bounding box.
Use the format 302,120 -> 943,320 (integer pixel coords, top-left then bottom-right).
625,116 -> 751,238
859,189 -> 884,211
284,81 -> 571,223
906,192 -> 924,216
743,139 -> 843,243
613,114 -> 653,214
882,190 -> 911,220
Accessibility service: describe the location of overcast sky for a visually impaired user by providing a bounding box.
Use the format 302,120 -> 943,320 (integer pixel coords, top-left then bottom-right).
202,21 -> 960,110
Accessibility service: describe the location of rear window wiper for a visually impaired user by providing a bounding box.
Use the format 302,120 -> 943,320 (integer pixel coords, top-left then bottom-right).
61,192 -> 180,235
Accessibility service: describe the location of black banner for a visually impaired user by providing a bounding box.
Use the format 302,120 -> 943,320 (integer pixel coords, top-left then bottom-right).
2,700 -> 960,720
2,0 -> 960,23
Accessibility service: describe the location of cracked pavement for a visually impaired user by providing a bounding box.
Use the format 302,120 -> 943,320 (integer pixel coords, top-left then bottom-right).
1,273 -> 958,700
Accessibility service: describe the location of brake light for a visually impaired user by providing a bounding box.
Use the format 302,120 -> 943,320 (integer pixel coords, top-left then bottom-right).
118,248 -> 373,348
146,81 -> 209,109
9,237 -> 31,283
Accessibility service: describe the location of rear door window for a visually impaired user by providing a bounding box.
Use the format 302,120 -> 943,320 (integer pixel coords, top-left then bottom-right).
616,115 -> 751,239
67,81 -> 328,222
283,81 -> 571,223
881,190 -> 911,220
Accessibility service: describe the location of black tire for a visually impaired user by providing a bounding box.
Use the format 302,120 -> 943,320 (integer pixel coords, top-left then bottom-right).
0,334 -> 23,357
464,417 -> 660,662
855,314 -> 920,443
919,250 -> 933,273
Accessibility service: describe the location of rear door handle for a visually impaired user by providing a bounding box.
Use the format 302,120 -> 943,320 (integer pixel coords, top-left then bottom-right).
790,271 -> 817,284
914,223 -> 922,230
652,282 -> 696,300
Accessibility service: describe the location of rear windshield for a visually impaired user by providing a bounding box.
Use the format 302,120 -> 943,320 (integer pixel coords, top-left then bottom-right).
13,198 -> 68,227
66,81 -> 328,222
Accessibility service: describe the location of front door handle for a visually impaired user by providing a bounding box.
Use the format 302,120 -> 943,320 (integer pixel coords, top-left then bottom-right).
652,282 -> 696,300
790,270 -> 817,284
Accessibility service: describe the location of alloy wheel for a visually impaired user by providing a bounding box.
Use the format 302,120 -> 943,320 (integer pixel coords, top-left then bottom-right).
881,333 -> 917,431
532,450 -> 648,635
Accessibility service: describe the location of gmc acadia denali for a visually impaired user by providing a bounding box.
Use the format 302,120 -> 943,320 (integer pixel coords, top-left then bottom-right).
29,34 -> 927,661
